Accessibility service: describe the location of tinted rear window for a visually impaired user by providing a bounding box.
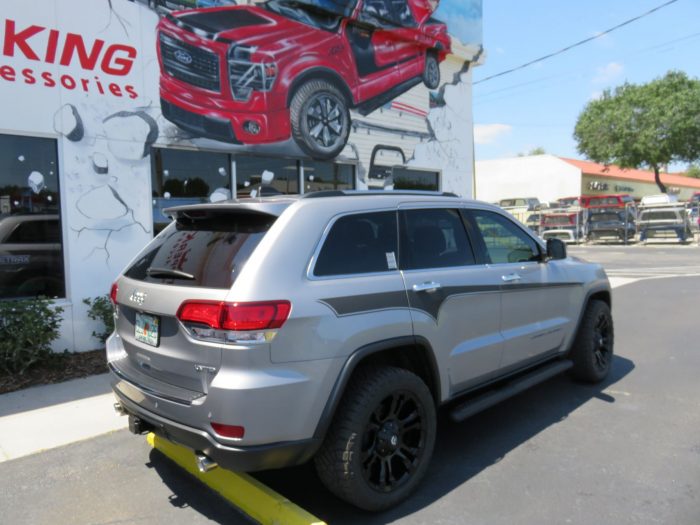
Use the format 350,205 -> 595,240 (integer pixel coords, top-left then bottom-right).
640,211 -> 679,221
124,211 -> 275,289
314,211 -> 397,277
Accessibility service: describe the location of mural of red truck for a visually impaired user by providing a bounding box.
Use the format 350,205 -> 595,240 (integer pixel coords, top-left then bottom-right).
157,0 -> 450,159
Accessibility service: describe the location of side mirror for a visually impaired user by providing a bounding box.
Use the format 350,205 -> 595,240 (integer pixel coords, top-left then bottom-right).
546,238 -> 567,260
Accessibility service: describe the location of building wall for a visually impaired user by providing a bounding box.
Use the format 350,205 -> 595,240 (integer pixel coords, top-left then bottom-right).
581,174 -> 698,201
474,155 -> 582,204
0,0 -> 482,351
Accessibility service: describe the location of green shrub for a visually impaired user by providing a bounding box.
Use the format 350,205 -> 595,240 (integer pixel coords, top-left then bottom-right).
0,298 -> 64,374
83,295 -> 115,344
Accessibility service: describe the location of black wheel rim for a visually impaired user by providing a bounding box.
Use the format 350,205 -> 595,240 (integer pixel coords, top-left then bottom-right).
426,58 -> 439,87
305,94 -> 345,149
593,313 -> 613,372
360,390 -> 426,493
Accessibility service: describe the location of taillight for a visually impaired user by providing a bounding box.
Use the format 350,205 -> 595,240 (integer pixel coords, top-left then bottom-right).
110,282 -> 118,304
211,422 -> 245,439
176,300 -> 291,344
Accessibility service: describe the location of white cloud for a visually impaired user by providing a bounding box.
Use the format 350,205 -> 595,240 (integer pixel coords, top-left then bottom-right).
474,123 -> 512,145
593,62 -> 624,84
590,90 -> 603,101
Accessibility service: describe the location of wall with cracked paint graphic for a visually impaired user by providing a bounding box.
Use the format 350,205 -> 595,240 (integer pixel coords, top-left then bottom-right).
0,0 -> 482,351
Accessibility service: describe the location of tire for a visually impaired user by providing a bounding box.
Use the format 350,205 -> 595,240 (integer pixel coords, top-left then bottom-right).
422,52 -> 440,89
289,79 -> 350,160
569,300 -> 614,383
314,366 -> 436,511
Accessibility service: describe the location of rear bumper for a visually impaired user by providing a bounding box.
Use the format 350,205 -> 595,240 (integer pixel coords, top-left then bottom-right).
112,373 -> 320,472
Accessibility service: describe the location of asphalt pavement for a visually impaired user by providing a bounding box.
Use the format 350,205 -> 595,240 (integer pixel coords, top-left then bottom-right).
1,245 -> 699,525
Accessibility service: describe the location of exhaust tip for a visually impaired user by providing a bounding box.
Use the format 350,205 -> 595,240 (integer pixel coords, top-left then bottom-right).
195,453 -> 218,473
113,402 -> 126,415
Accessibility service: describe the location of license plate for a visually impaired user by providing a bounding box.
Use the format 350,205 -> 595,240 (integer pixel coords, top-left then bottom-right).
135,312 -> 160,347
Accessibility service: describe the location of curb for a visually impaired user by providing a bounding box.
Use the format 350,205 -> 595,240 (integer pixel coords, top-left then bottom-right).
147,433 -> 327,525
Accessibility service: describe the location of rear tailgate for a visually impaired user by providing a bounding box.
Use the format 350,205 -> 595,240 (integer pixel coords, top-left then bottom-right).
111,207 -> 280,399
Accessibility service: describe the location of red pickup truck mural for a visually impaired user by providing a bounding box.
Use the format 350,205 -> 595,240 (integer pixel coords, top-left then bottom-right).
157,0 -> 451,159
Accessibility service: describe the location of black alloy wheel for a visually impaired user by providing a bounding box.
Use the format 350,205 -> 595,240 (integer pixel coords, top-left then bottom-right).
314,366 -> 436,511
360,390 -> 427,493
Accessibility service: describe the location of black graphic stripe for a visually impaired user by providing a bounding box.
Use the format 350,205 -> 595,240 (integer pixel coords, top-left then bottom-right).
320,282 -> 582,321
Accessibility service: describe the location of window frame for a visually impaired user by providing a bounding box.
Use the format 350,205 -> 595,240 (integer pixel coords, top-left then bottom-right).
462,207 -> 544,266
307,208 -> 400,280
0,132 -> 66,300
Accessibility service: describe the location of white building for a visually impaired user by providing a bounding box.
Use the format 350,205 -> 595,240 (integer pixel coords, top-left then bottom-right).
476,154 -> 700,205
0,0 -> 483,351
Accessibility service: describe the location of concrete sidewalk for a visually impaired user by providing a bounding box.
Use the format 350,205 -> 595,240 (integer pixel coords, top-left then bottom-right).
0,374 -> 127,462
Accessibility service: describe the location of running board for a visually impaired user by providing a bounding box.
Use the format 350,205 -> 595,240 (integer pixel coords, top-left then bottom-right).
449,360 -> 573,422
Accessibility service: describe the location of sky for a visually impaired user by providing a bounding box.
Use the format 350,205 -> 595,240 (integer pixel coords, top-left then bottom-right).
437,0 -> 700,169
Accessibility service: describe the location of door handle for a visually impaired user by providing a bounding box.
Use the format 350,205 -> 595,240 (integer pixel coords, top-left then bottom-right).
501,273 -> 522,282
412,282 -> 442,293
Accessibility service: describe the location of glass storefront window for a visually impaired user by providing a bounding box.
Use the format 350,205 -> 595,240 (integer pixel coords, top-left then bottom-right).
236,156 -> 299,198
393,168 -> 440,191
0,134 -> 64,299
151,148 -> 232,234
304,162 -> 355,193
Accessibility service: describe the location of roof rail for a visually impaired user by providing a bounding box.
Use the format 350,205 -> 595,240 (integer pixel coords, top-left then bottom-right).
302,190 -> 459,199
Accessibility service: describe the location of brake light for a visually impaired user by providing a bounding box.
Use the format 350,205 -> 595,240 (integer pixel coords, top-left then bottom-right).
110,282 -> 118,305
211,422 -> 245,439
176,300 -> 291,344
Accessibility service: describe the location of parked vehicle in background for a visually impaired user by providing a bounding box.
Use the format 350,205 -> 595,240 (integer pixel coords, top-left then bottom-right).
525,212 -> 543,235
0,214 -> 64,298
586,207 -> 636,243
499,197 -> 540,224
557,196 -> 580,209
637,202 -> 693,243
689,192 -> 700,205
580,194 -> 634,209
541,208 -> 585,244
640,194 -> 678,206
108,191 -> 613,511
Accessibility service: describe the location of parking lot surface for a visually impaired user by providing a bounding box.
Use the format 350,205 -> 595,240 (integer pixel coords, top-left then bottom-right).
2,245 -> 699,525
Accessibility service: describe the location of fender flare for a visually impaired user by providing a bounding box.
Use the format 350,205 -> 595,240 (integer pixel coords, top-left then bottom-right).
311,335 -> 441,442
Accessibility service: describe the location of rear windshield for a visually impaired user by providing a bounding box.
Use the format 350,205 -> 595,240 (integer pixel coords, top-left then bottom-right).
587,197 -> 620,207
640,211 -> 679,221
589,213 -> 621,222
544,216 -> 574,226
124,211 -> 275,289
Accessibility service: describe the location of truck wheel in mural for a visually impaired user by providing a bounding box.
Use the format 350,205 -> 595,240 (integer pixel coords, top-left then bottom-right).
290,79 -> 351,160
423,52 -> 441,90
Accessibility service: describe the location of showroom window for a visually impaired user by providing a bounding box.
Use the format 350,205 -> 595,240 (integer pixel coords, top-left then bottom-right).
393,168 -> 440,191
235,156 -> 300,198
303,161 -> 355,193
151,148 -> 231,234
0,134 -> 65,299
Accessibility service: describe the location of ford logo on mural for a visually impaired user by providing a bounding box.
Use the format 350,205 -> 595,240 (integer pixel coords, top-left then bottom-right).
174,49 -> 193,65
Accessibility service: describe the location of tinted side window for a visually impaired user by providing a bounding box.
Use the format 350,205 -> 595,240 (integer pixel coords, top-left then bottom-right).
470,210 -> 540,264
314,211 -> 397,277
401,209 -> 475,270
7,220 -> 59,243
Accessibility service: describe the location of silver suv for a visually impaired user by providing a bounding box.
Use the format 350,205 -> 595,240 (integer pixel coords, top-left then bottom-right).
108,191 -> 614,511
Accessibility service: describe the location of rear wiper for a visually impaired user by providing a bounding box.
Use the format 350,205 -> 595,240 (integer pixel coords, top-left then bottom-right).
146,267 -> 195,280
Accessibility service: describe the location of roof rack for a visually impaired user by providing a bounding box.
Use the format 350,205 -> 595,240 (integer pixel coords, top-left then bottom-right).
302,190 -> 459,199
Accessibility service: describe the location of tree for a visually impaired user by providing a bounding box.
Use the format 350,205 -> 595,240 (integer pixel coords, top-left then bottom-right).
574,71 -> 700,193
685,164 -> 700,179
518,147 -> 546,157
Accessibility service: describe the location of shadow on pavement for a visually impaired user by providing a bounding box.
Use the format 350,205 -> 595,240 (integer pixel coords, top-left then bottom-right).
147,448 -> 254,524
145,356 -> 633,525
255,355 -> 635,524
